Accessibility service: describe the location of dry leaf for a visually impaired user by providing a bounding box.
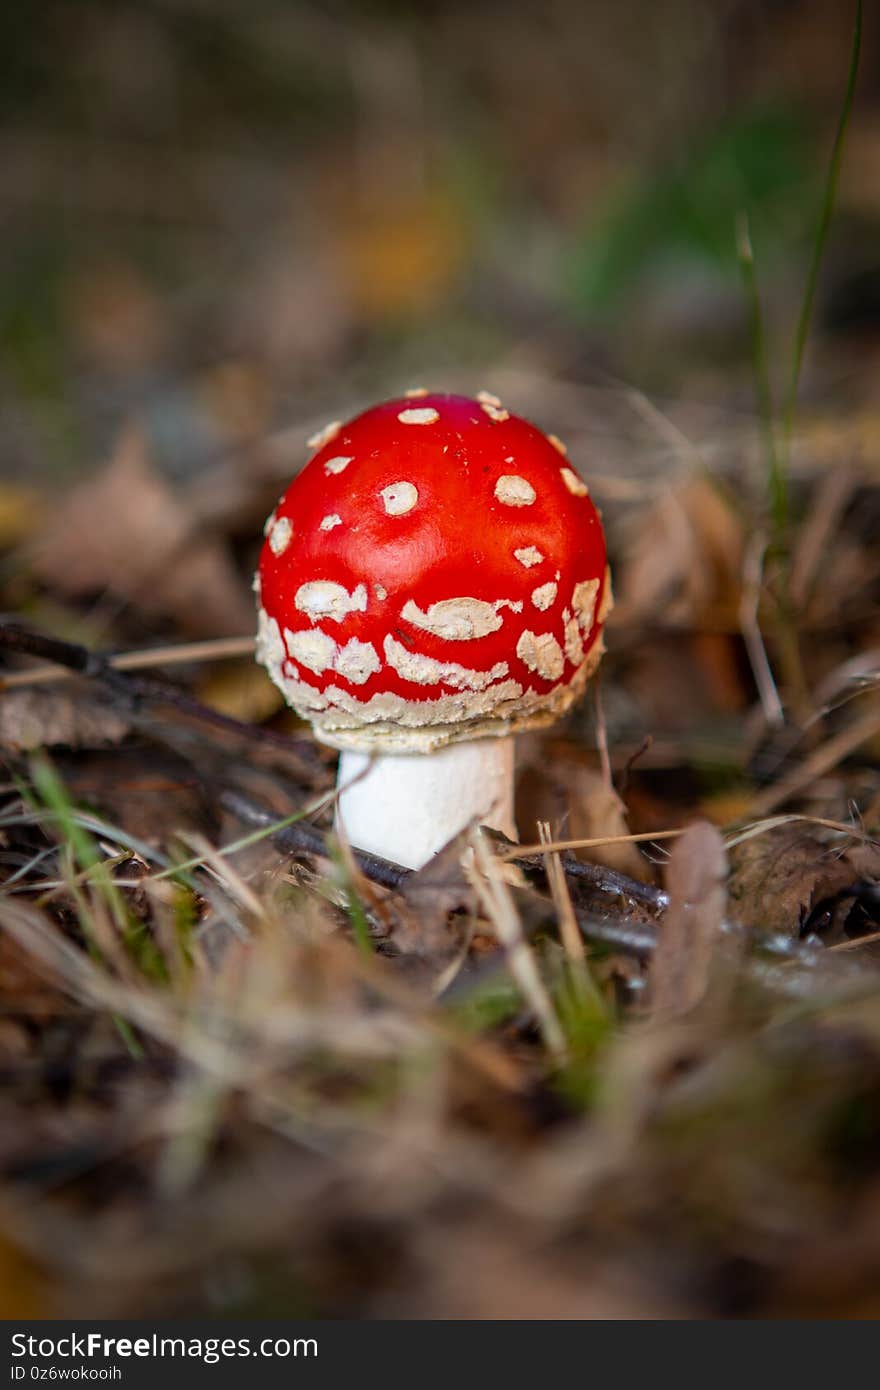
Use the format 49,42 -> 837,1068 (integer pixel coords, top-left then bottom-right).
616,476 -> 744,627
648,820 -> 727,1015
0,686 -> 130,753
517,741 -> 652,881
562,765 -> 651,880
727,824 -> 880,941
31,427 -> 253,637
398,835 -> 477,958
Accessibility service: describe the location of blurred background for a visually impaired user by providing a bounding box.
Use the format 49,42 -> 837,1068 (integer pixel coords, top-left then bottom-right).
2,0 -> 878,495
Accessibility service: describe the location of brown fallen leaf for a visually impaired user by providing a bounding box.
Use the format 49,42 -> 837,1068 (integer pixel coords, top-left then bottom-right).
562,765 -> 652,881
30,427 -> 253,637
727,824 -> 880,942
648,820 -> 727,1016
615,476 -> 744,629
398,834 -> 477,960
517,738 -> 652,881
0,685 -> 130,753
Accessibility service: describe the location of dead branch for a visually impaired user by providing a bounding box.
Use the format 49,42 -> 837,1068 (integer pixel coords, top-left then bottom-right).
0,623 -> 319,772
0,622 -> 668,918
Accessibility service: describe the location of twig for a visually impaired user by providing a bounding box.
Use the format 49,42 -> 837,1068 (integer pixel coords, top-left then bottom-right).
217,787 -> 409,891
0,636 -> 257,689
221,785 -> 667,910
442,893 -> 861,1006
231,789 -> 670,910
0,624 -> 316,765
0,622 -> 669,915
0,625 -> 675,977
519,849 -> 666,911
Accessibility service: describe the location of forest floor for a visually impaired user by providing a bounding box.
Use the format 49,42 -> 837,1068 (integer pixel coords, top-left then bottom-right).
1,355 -> 880,1318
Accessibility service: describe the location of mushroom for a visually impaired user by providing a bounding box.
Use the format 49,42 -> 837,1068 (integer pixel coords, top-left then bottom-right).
255,392 -> 611,869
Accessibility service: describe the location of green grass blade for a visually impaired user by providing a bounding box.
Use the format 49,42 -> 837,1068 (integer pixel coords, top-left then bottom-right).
151,790 -> 335,882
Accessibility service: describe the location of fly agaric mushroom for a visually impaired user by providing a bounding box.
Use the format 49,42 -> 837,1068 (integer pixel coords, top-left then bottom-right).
255,392 -> 611,869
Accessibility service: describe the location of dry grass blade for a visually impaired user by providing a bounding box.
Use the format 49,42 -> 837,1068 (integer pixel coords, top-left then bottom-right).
538,821 -> 606,1024
505,828 -> 686,860
724,812 -> 880,850
648,820 -> 727,1016
538,821 -> 585,966
789,461 -> 856,610
749,699 -> 880,815
467,828 -> 566,1061
739,531 -> 785,727
150,785 -> 337,883
173,831 -> 266,919
330,815 -> 394,950
0,899 -> 224,1069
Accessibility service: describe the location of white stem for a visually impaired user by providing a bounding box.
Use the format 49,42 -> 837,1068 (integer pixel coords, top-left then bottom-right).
336,738 -> 516,870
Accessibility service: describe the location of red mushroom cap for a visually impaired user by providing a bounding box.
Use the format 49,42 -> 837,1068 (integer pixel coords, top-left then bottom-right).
256,392 -> 611,751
